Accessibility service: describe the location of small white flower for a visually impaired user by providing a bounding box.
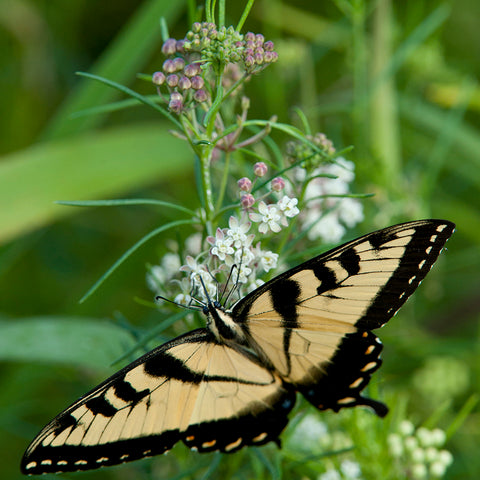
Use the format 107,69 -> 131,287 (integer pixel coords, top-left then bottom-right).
308,212 -> 346,243
417,427 -> 433,447
234,247 -> 255,266
162,252 -> 181,276
277,195 -> 300,218
173,292 -> 192,306
338,197 -> 364,228
290,414 -> 328,450
249,201 -> 282,234
226,216 -> 251,248
430,428 -> 446,447
388,433 -> 404,457
325,157 -> 356,184
438,449 -> 453,466
259,250 -> 279,272
412,447 -> 426,463
405,436 -> 419,452
424,446 -> 438,462
430,461 -> 448,477
411,463 -> 428,479
185,232 -> 203,255
399,420 -> 415,436
146,265 -> 166,292
209,228 -> 234,260
246,278 -> 264,293
319,469 -> 342,480
180,255 -> 205,278
340,459 -> 362,479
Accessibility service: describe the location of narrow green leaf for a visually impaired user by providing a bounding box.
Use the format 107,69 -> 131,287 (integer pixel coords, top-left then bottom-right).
56,198 -> 197,217
80,219 -> 196,303
76,71 -> 181,128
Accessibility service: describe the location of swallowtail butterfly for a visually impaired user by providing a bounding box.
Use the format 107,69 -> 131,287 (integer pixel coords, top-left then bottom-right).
21,219 -> 454,474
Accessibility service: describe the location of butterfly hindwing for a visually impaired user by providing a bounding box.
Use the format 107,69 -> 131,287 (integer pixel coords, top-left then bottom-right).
233,220 -> 455,407
21,329 -> 295,474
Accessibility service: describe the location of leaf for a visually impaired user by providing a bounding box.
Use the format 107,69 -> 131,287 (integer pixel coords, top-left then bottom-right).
0,123 -> 192,243
0,317 -> 135,369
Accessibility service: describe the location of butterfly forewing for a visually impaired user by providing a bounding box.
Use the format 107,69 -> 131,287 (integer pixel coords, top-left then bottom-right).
21,329 -> 295,474
233,220 -> 455,395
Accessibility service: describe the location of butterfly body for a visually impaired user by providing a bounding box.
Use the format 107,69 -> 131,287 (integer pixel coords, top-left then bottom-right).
21,220 -> 454,474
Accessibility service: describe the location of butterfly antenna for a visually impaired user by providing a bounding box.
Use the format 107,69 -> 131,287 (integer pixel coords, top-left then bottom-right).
221,264 -> 240,306
155,294 -> 202,311
197,274 -> 213,306
205,265 -> 220,303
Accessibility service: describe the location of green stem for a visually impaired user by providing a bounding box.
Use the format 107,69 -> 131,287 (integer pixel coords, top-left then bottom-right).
218,0 -> 225,27
216,151 -> 231,212
236,0 -> 256,32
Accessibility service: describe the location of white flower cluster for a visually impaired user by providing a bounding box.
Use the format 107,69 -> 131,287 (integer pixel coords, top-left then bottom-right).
147,216 -> 280,307
388,420 -> 453,479
249,195 -> 300,234
300,157 -> 364,243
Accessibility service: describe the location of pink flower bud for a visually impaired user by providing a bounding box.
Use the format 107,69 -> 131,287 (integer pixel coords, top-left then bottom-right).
245,32 -> 255,42
170,92 -> 183,102
255,34 -> 265,45
245,55 -> 255,68
191,75 -> 204,89
152,71 -> 165,85
184,63 -> 201,77
193,89 -> 208,102
264,40 -> 275,51
176,40 -> 185,53
178,76 -> 192,90
166,74 -> 179,87
237,177 -> 252,192
162,38 -> 177,56
241,194 -> 255,209
254,52 -> 264,65
253,162 -> 268,177
271,177 -> 286,192
168,97 -> 183,114
173,57 -> 185,72
162,59 -> 176,73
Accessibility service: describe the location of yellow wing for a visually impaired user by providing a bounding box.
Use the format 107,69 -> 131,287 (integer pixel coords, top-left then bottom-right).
21,329 -> 295,474
233,220 -> 455,414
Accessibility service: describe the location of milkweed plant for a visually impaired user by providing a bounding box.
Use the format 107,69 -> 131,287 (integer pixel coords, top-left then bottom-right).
69,2 -> 464,479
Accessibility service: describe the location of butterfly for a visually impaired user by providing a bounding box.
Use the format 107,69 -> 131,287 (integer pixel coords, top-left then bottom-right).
21,219 -> 454,474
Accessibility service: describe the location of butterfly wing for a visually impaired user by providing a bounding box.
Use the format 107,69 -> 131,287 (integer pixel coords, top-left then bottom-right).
21,329 -> 295,474
233,220 -> 455,415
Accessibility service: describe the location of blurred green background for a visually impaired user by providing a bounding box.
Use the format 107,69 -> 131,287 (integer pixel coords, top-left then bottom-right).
1,0 -> 479,479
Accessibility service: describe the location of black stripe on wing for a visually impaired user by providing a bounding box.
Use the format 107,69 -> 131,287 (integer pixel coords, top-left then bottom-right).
354,220 -> 455,329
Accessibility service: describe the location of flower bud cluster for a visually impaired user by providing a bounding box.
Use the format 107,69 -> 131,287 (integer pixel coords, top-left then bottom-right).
183,23 -> 278,74
388,421 -> 453,479
152,23 -> 278,113
152,36 -> 208,113
286,132 -> 336,169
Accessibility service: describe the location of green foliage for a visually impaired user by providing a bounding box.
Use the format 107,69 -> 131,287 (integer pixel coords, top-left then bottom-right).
1,1 -> 479,479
